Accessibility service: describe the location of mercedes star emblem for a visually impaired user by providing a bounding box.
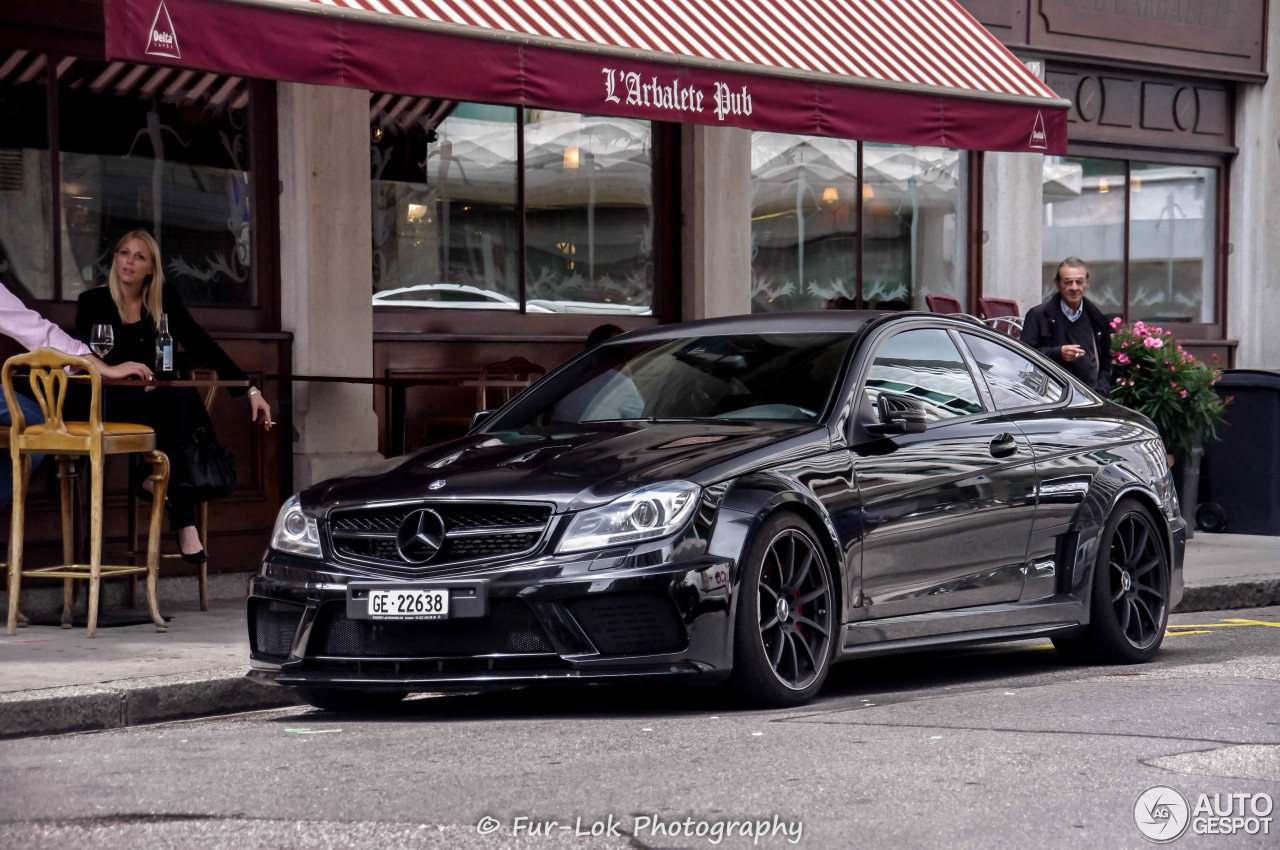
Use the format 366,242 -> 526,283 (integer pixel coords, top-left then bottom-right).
396,508 -> 447,564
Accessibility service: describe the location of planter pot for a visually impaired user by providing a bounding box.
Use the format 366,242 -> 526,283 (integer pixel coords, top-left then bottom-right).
1172,436 -> 1203,539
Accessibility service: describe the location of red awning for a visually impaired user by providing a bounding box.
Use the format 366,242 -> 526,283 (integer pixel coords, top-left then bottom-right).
105,0 -> 1068,153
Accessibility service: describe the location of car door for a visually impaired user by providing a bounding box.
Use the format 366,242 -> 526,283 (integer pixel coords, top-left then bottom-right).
852,326 -> 1038,618
956,331 -> 1077,602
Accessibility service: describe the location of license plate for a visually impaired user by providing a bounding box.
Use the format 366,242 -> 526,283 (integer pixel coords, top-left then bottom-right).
368,589 -> 449,620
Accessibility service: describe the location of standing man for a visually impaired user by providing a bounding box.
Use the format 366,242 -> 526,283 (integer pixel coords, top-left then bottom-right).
1021,257 -> 1114,397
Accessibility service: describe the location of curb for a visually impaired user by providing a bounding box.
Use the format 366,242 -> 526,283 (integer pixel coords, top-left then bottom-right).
0,667 -> 302,739
1174,578 -> 1280,614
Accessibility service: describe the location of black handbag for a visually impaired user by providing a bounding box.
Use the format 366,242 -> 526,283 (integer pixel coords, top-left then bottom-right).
172,426 -> 238,502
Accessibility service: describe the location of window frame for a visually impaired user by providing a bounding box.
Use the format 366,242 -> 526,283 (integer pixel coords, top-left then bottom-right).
1045,143 -> 1228,342
13,51 -> 279,334
368,102 -> 680,330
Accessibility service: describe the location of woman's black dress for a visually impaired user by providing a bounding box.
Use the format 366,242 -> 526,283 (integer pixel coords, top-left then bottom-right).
75,285 -> 251,530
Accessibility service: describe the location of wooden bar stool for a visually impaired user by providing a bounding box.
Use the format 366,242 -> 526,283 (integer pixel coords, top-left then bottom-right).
3,348 -> 169,637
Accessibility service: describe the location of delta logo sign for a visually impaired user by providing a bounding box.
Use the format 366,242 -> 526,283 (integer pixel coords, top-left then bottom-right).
1029,111 -> 1048,151
146,1 -> 182,60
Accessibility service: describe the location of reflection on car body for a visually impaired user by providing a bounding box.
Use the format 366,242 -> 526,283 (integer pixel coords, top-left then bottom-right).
249,311 -> 1185,710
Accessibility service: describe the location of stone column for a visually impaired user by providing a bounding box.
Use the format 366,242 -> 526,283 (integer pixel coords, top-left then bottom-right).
1229,9 -> 1280,370
681,124 -> 753,319
277,82 -> 383,489
982,151 -> 1045,315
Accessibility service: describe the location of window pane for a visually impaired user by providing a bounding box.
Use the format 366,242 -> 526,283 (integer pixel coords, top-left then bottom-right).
962,333 -> 1064,409
1128,162 -> 1216,324
58,60 -> 255,306
864,328 -> 982,421
0,50 -> 52,300
750,132 -> 858,312
863,144 -> 967,312
523,110 -> 654,316
1041,156 -> 1124,316
371,99 -> 520,310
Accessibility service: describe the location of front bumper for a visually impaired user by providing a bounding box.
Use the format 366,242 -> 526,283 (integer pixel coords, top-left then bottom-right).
247,545 -> 738,692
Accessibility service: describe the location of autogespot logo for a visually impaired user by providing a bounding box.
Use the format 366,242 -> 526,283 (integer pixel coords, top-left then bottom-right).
1135,786 -> 1191,843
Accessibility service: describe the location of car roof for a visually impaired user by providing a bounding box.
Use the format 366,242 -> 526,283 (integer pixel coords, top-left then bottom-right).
604,310 -> 970,342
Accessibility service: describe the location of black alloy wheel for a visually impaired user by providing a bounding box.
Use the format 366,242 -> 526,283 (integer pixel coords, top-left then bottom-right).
1054,498 -> 1169,664
730,513 -> 835,706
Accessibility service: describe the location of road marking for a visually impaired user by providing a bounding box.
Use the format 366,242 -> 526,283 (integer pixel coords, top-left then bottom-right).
1220,618 -> 1280,628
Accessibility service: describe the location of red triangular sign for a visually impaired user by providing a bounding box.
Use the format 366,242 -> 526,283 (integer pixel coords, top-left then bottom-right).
146,1 -> 182,59
1028,111 -> 1048,151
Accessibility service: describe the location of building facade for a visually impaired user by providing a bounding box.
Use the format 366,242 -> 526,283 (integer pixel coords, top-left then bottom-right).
1,0 -> 1274,566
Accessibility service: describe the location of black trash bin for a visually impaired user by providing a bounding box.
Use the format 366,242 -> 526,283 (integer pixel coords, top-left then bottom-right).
1197,369 -> 1280,535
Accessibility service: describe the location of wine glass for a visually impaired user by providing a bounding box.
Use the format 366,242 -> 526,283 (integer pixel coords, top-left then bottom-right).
90,323 -> 114,358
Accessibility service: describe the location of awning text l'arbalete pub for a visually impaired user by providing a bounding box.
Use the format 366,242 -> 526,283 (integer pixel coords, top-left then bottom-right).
110,0 -> 1067,153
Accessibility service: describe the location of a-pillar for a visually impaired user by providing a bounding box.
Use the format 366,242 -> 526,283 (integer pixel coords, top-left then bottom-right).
681,125 -> 753,319
277,82 -> 383,490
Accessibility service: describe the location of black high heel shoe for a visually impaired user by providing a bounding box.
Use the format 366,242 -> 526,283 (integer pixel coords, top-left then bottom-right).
176,533 -> 208,565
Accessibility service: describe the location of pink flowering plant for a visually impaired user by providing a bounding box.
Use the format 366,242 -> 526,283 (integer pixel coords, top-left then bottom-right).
1109,318 -> 1227,455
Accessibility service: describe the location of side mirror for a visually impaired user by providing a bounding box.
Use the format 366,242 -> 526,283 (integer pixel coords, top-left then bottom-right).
865,392 -> 928,436
471,410 -> 494,430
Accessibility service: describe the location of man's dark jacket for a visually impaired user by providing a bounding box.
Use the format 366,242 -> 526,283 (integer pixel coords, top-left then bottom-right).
1021,292 -> 1113,396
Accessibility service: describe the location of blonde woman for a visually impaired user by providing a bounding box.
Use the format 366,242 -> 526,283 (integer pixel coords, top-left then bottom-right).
75,230 -> 272,563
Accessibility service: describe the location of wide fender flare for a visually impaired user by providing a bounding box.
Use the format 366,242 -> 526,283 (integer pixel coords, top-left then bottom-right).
1069,450 -> 1179,607
709,472 -> 845,626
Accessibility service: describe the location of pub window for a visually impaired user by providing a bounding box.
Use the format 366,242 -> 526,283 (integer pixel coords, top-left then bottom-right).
1041,155 -> 1219,325
0,49 -> 52,302
370,97 -> 656,316
61,59 -> 256,307
749,133 -> 969,313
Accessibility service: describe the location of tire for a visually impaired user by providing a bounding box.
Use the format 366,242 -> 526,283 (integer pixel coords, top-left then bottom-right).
1052,498 -> 1170,665
298,687 -> 409,712
729,513 -> 835,707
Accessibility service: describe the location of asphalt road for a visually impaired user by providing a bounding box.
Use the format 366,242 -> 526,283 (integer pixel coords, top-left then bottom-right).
2,606 -> 1278,850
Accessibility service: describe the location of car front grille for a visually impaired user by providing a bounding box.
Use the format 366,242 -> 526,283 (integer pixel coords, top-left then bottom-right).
307,600 -> 556,658
327,501 -> 554,576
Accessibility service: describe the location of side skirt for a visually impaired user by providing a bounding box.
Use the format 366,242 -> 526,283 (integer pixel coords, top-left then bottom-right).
837,597 -> 1085,659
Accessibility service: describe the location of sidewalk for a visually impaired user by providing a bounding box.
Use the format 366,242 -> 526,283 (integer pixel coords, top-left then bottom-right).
2,532 -> 1278,739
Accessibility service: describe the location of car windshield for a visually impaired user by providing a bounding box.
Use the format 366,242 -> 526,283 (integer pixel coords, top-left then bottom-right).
489,332 -> 859,427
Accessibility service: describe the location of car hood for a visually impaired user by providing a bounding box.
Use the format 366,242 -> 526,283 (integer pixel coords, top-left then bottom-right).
305,421 -> 827,513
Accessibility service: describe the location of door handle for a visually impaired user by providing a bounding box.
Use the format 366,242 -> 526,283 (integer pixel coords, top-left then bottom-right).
989,433 -> 1018,458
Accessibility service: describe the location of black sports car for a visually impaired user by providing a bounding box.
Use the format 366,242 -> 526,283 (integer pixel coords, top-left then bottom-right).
248,311 -> 1185,709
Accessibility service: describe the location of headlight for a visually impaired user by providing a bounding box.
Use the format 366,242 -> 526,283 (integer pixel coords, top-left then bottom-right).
270,494 -> 322,559
557,482 -> 700,553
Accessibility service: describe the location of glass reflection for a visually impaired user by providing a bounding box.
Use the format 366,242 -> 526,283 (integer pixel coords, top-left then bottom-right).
58,59 -> 254,306
371,101 -> 519,309
1041,156 -> 1124,315
1128,162 -> 1216,323
864,329 -> 983,420
962,333 -> 1064,409
523,110 -> 654,315
0,49 -> 52,300
862,143 -> 966,312
750,131 -> 858,312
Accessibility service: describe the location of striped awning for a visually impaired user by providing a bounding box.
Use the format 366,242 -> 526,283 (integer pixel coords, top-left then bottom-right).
104,0 -> 1068,152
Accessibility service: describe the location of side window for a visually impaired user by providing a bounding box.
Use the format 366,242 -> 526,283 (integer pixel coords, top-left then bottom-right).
962,333 -> 1065,409
863,328 -> 983,421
